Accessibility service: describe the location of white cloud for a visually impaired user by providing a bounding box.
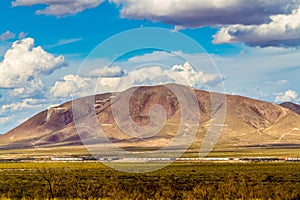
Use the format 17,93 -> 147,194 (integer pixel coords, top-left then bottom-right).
0,98 -> 52,134
170,62 -> 225,88
0,116 -> 10,125
7,79 -> 44,98
0,38 -> 66,97
127,51 -> 174,63
49,74 -> 121,98
109,61 -> 225,89
111,0 -> 298,27
111,0 -> 300,47
12,0 -> 105,17
18,32 -> 27,39
265,80 -> 288,85
50,75 -> 96,98
47,48 -> 300,104
214,6 -> 300,47
0,30 -> 15,41
87,66 -> 126,77
275,90 -> 299,103
120,50 -> 219,75
11,1 -> 300,47
0,98 -> 45,113
223,52 -> 299,100
46,37 -> 83,49
50,62 -> 225,98
276,80 -> 288,85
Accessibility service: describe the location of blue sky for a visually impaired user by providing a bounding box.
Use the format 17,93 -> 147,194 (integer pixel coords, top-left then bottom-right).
0,0 -> 300,134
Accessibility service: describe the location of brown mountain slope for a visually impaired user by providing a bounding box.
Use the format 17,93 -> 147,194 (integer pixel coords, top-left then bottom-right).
0,84 -> 299,150
280,102 -> 300,115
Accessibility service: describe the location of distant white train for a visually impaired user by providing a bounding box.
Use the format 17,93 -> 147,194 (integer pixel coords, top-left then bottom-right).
51,157 -> 83,161
2,157 -> 300,163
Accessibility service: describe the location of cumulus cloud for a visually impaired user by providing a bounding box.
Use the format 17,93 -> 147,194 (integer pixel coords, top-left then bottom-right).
50,75 -> 96,98
0,30 -> 15,41
11,1 -> 300,47
111,0 -> 298,27
50,62 -> 225,98
214,6 -> 300,47
170,62 -> 225,88
7,79 -> 45,98
12,0 -> 105,17
49,74 -> 122,98
275,90 -> 299,103
110,0 -> 300,47
0,98 -> 45,113
0,38 -> 66,97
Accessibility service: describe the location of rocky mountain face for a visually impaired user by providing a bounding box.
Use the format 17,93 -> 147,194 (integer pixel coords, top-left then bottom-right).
0,84 -> 299,150
281,102 -> 300,115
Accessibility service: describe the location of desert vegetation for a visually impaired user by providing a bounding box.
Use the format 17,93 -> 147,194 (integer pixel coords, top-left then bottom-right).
0,162 -> 300,199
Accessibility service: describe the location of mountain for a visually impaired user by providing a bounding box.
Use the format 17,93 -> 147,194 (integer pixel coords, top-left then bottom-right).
0,84 -> 300,151
280,102 -> 300,115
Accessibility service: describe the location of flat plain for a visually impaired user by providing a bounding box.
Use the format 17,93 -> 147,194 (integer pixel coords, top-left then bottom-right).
1,161 -> 300,199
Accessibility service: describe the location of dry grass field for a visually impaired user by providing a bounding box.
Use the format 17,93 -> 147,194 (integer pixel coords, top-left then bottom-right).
1,162 -> 300,199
